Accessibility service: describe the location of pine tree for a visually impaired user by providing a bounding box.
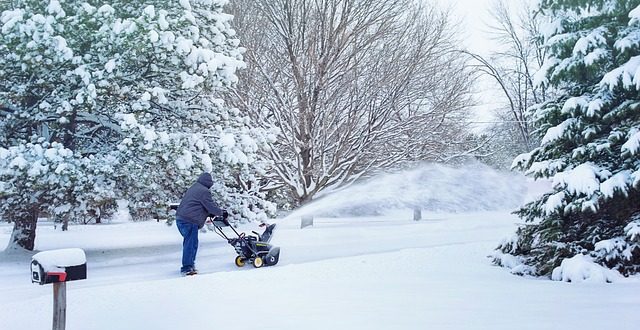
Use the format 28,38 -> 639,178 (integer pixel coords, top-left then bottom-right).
494,0 -> 640,277
0,0 -> 273,250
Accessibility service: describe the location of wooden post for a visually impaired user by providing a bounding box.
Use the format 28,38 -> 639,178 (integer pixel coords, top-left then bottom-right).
413,208 -> 422,221
301,215 -> 314,228
52,282 -> 66,330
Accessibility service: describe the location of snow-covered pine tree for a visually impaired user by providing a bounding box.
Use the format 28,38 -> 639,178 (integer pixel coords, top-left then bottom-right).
494,0 -> 640,277
0,0 -> 273,251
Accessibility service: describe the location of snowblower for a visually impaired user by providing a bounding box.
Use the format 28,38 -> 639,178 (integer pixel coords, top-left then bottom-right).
209,216 -> 280,268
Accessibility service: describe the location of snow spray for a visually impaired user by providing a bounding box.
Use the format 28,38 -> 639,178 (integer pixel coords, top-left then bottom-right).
282,163 -> 528,221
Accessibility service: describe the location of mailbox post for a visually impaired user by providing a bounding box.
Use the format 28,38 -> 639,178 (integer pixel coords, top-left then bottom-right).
52,281 -> 66,330
31,248 -> 87,330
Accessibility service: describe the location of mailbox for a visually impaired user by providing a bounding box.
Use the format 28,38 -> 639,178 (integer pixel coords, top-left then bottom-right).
31,248 -> 87,285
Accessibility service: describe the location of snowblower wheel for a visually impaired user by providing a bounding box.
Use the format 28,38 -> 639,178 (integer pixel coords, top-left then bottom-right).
235,256 -> 246,267
252,256 -> 264,268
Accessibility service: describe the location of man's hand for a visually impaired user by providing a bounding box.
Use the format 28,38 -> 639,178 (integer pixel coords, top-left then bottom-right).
222,209 -> 229,220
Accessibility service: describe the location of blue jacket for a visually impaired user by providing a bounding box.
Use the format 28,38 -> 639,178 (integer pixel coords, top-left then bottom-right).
176,173 -> 223,228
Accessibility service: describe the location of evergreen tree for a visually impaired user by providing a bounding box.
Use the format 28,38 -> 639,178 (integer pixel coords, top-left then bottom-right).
494,0 -> 640,277
0,0 -> 273,251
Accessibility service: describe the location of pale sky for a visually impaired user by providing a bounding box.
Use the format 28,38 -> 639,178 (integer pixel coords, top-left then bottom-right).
438,0 -> 497,55
436,0 -> 512,130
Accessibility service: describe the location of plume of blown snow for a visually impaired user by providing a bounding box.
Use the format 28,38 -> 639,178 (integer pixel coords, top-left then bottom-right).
283,163 -> 528,220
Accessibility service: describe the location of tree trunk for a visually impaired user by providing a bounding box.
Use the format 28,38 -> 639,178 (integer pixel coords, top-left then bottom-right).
295,191 -> 313,207
7,211 -> 38,251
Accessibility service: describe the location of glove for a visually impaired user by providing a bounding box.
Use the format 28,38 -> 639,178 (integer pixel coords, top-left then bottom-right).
222,209 -> 229,220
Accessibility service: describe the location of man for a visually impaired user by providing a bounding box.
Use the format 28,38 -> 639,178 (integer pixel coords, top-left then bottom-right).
175,172 -> 226,276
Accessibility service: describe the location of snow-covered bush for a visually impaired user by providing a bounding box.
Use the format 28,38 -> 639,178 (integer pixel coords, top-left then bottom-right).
495,0 -> 640,277
0,0 -> 273,250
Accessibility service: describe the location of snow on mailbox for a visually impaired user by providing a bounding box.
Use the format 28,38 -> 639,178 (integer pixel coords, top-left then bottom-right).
31,248 -> 87,285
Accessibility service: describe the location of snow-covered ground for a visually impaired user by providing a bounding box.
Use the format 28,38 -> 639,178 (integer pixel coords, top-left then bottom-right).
1,210 -> 638,330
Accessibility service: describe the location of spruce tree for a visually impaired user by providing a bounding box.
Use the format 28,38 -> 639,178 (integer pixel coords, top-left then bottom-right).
0,0 -> 273,250
495,0 -> 640,277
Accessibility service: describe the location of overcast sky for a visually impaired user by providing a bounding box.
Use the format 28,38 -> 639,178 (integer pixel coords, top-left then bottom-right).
439,0 -> 497,55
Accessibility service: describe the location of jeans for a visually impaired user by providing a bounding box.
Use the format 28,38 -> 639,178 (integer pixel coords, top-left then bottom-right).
176,219 -> 199,273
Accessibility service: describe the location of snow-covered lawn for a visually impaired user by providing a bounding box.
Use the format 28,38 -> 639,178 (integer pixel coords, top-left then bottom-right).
1,211 -> 638,330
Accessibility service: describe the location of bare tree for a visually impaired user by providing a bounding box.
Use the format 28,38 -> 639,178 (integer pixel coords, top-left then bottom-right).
466,0 -> 549,153
228,0 -> 474,205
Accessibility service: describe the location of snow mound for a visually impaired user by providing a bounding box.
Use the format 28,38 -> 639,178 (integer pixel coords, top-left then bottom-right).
551,254 -> 622,283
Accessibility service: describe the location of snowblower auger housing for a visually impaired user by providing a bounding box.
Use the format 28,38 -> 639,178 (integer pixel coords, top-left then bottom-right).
210,216 -> 280,268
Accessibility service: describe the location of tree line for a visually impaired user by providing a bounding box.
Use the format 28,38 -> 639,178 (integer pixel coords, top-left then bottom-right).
0,0 -> 479,251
